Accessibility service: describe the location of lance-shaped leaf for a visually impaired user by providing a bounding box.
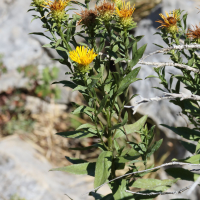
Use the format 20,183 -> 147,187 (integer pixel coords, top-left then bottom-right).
110,112 -> 128,130
50,162 -> 96,176
72,105 -> 94,114
57,130 -> 95,138
114,115 -> 147,138
94,151 -> 112,188
131,178 -> 179,191
173,154 -> 200,164
112,179 -> 132,200
162,125 -> 200,141
129,44 -> 147,68
98,94 -> 109,114
146,139 -> 163,158
52,80 -> 77,89
166,168 -> 200,182
65,156 -> 87,164
117,67 -> 141,95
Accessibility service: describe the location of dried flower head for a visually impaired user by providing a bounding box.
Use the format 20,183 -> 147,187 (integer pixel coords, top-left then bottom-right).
115,1 -> 135,27
77,9 -> 98,27
186,24 -> 200,43
95,0 -> 115,22
69,46 -> 98,73
156,10 -> 180,34
43,0 -> 70,21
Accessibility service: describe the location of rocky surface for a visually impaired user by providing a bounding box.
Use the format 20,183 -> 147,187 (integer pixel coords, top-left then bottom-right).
0,135 -> 110,200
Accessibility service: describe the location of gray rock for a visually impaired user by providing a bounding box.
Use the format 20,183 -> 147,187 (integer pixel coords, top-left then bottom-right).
0,135 -> 97,200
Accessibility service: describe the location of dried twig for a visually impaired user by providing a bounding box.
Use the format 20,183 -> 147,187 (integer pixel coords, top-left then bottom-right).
125,184 -> 192,196
138,61 -> 200,74
88,161 -> 200,194
99,50 -> 200,74
124,92 -> 200,115
141,44 -> 200,61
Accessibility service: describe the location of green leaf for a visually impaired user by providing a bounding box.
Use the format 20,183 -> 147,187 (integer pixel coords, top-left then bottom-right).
174,154 -> 200,164
29,32 -> 53,40
129,44 -> 147,68
196,140 -> 200,154
50,162 -> 96,176
94,151 -> 112,188
65,156 -> 87,164
113,45 -> 119,52
161,125 -> 200,141
76,123 -> 96,130
145,75 -> 158,79
166,168 -> 200,182
98,94 -> 109,114
146,139 -> 163,158
183,13 -> 188,30
114,115 -> 148,138
73,85 -> 87,92
89,192 -> 104,200
131,178 -> 178,191
72,105 -> 94,115
112,179 -> 132,200
110,111 -> 128,130
52,80 -> 77,89
117,67 -> 141,95
180,141 -> 196,154
57,130 -> 95,138
56,46 -> 68,52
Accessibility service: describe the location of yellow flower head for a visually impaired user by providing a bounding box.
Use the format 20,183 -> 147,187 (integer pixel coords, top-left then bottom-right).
115,1 -> 136,28
186,24 -> 200,44
43,0 -> 70,21
156,10 -> 180,34
69,46 -> 98,73
95,0 -> 115,22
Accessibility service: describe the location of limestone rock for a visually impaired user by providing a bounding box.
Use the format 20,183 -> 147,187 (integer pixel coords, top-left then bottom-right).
0,135 -> 96,200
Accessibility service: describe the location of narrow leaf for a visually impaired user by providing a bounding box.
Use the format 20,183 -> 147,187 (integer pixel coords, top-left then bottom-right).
94,151 -> 112,188
57,130 -> 95,138
50,162 -> 96,176
114,115 -> 147,138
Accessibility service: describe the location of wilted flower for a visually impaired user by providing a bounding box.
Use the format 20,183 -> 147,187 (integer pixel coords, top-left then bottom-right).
77,9 -> 98,27
95,0 -> 115,22
115,1 -> 136,28
69,46 -> 98,73
186,24 -> 200,43
43,0 -> 70,21
156,10 -> 180,34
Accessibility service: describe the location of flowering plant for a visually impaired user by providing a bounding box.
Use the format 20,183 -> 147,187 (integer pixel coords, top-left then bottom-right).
29,0 -> 200,199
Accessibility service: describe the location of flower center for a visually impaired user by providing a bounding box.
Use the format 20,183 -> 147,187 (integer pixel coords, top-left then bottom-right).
167,17 -> 177,25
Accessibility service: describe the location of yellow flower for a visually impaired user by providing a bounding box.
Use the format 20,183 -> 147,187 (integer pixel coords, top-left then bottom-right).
69,46 -> 98,73
156,10 -> 180,34
43,0 -> 70,21
115,1 -> 136,28
186,24 -> 200,43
